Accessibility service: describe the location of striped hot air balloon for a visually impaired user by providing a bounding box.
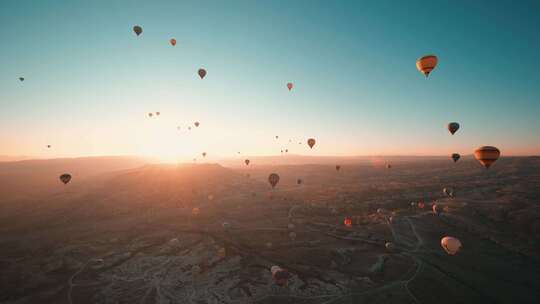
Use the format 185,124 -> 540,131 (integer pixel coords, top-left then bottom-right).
474,146 -> 500,169
416,55 -> 438,77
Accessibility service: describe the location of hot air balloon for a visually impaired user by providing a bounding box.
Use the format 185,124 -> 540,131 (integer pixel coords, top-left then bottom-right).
268,173 -> 280,188
275,135 -> 279,139
336,165 -> 341,171
170,38 -> 176,46
418,202 -> 425,209
198,68 -> 206,79
377,208 -> 385,214
217,247 -> 226,258
245,159 -> 250,166
266,242 -> 273,249
451,153 -> 461,163
133,25 -> 142,36
297,178 -> 302,185
156,112 -> 160,116
194,121 -> 200,127
344,217 -> 352,227
416,55 -> 438,77
188,126 -> 192,130
271,266 -> 290,286
307,138 -> 316,149
285,149 -> 288,153
19,77 -> 24,82
207,194 -> 214,201
47,145 -> 51,148
474,146 -> 500,169
386,164 -> 392,169
192,207 -> 200,216
441,236 -> 462,255
148,113 -> 153,117
202,152 -> 206,157
287,82 -> 293,91
59,174 -> 72,185
447,122 -> 460,135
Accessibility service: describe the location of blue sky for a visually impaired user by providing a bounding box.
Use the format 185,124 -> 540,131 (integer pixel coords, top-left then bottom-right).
1,0 -> 539,160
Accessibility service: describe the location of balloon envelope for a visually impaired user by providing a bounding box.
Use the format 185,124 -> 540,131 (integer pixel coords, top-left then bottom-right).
59,174 -> 72,184
416,55 -> 438,77
19,77 -> 24,82
198,68 -> 206,79
245,159 -> 250,166
170,38 -> 176,46
287,82 -> 293,91
447,122 -> 460,135
307,138 -> 316,149
133,25 -> 142,36
194,121 -> 200,127
336,165 -> 341,171
451,153 -> 461,162
474,146 -> 500,169
268,173 -> 280,188
441,236 -> 462,255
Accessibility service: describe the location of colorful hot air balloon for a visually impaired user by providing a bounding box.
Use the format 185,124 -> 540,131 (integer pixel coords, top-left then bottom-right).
474,146 -> 500,169
271,266 -> 290,286
198,68 -> 206,79
343,217 -> 352,227
335,165 -> 341,171
59,174 -> 72,185
416,55 -> 438,77
268,173 -> 280,188
447,122 -> 460,135
441,236 -> 462,255
245,159 -> 250,166
307,138 -> 316,149
133,25 -> 142,36
451,153 -> 461,163
19,77 -> 24,82
194,121 -> 200,127
170,38 -> 176,46
287,82 -> 293,91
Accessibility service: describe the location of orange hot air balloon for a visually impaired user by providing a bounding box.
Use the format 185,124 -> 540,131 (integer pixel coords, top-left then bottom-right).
343,217 -> 352,227
245,159 -> 250,166
194,121 -> 200,127
441,236 -> 462,255
335,165 -> 341,171
447,122 -> 460,135
198,68 -> 206,79
268,173 -> 280,188
133,25 -> 142,36
59,173 -> 72,184
451,153 -> 461,163
416,55 -> 438,77
170,38 -> 176,46
287,82 -> 293,91
474,146 -> 500,169
307,138 -> 316,149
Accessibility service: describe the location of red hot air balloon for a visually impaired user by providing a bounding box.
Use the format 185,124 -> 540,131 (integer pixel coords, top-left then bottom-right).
307,138 -> 316,149
343,217 -> 352,227
451,153 -> 461,163
133,25 -> 142,36
271,266 -> 291,286
198,68 -> 206,79
416,55 -> 438,77
59,173 -> 72,185
447,122 -> 460,135
268,173 -> 280,188
441,236 -> 462,255
287,82 -> 293,91
474,146 -> 500,169
170,38 -> 176,46
245,159 -> 250,166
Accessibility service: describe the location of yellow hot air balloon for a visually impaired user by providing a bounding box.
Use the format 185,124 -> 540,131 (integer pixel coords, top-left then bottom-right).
307,138 -> 316,149
474,146 -> 500,169
416,55 -> 438,77
441,236 -> 462,255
